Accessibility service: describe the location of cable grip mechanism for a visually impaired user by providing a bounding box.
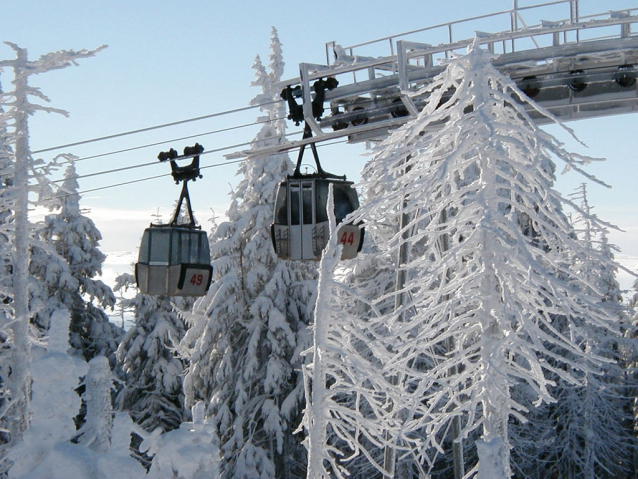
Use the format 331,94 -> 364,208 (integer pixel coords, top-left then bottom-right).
280,77 -> 338,125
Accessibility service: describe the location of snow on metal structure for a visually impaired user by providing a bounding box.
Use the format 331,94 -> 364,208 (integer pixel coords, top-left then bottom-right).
229,0 -> 638,160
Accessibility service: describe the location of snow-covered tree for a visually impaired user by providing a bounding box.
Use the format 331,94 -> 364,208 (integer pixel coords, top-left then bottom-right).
181,28 -> 316,479
6,309 -> 145,479
345,40 -> 625,477
512,184 -> 637,478
142,402 -> 221,479
38,162 -> 121,364
6,309 -> 88,477
0,42 -> 104,451
96,413 -> 147,479
77,356 -> 116,453
6,310 -> 96,479
115,287 -> 188,435
77,352 -> 147,479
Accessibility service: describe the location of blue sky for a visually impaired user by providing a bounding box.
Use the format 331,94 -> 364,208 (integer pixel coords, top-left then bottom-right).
2,0 -> 637,290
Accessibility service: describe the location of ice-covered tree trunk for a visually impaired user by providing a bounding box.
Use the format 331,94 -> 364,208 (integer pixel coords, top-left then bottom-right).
302,190 -> 394,479
7,45 -> 32,446
181,28 -> 315,479
305,193 -> 340,479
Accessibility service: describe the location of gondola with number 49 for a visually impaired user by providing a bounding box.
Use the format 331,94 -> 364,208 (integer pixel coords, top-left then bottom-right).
135,144 -> 213,296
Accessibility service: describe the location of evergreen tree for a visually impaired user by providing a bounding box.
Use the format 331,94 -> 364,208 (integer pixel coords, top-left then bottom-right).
6,309 -> 88,477
344,40 -> 625,477
514,184 -> 636,479
38,162 -> 121,364
115,286 -> 188,435
97,412 -> 147,479
77,356 -> 116,454
0,42 -> 104,453
143,402 -> 221,479
7,309 -> 146,479
181,28 -> 315,479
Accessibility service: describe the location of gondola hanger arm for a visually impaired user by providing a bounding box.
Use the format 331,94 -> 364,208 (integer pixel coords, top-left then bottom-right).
292,123 -> 344,180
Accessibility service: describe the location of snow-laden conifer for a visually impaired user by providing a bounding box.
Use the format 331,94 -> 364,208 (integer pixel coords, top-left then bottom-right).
115,289 -> 188,434
0,42 -> 104,451
347,40 -> 625,477
6,309 -> 90,478
77,356 -> 115,453
7,309 -> 145,479
143,402 -> 220,479
96,413 -> 147,479
181,28 -> 315,478
511,184 -> 636,478
38,162 -> 121,364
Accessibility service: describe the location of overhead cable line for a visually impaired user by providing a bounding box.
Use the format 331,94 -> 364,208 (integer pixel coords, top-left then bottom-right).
32,99 -> 284,154
51,125 -> 314,183
70,115 -> 283,164
76,158 -> 247,196
46,159 -> 244,201
50,138 -> 264,184
46,138 -> 349,200
53,128 -> 305,184
48,114 -> 386,186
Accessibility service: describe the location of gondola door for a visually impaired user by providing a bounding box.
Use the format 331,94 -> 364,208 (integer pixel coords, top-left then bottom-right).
288,180 -> 316,260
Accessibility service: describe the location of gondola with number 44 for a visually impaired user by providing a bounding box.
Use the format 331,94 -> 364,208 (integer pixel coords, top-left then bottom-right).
271,125 -> 364,261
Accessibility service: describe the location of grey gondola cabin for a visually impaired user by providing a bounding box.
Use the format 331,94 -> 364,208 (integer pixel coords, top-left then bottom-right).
136,225 -> 212,296
271,177 -> 364,261
269,119 -> 364,261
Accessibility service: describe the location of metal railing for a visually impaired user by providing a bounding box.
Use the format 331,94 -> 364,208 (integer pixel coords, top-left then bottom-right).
232,0 -> 638,160
325,0 -> 637,66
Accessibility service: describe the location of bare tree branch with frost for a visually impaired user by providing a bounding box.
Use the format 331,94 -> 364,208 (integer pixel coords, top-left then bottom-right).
302,187 -> 399,479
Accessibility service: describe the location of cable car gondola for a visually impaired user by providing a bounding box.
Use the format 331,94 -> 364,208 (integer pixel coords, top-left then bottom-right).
271,125 -> 364,261
135,144 -> 213,296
